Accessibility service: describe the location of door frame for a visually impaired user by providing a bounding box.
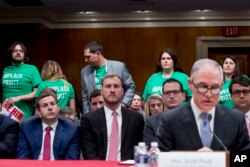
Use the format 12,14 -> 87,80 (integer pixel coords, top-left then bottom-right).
196,36 -> 250,59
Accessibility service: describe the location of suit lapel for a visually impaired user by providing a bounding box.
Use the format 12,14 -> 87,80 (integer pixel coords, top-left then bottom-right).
97,109 -> 108,154
33,119 -> 43,159
121,108 -> 129,146
181,104 -> 203,149
88,68 -> 96,90
53,119 -> 65,159
211,106 -> 226,150
106,60 -> 113,73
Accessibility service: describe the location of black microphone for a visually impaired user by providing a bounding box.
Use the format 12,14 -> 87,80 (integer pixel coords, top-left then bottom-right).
207,113 -> 228,151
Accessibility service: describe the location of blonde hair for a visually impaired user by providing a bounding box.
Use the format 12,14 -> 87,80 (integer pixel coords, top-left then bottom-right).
41,60 -> 66,80
144,94 -> 165,117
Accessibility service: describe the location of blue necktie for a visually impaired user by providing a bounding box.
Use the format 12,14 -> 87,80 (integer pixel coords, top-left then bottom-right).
200,112 -> 212,147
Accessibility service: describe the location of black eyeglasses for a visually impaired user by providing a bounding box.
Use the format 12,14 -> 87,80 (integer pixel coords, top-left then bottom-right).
192,82 -> 221,95
163,90 -> 182,96
232,90 -> 250,96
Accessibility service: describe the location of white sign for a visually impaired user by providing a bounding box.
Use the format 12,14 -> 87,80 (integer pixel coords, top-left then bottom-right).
159,152 -> 226,167
1,103 -> 24,123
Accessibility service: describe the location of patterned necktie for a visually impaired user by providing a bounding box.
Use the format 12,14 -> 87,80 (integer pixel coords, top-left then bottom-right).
43,126 -> 52,160
200,112 -> 212,147
107,111 -> 119,160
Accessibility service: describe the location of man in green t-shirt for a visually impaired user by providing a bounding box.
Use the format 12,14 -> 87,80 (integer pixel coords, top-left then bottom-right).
81,41 -> 135,113
1,42 -> 42,118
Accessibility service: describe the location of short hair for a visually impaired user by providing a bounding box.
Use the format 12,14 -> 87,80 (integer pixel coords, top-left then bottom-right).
90,89 -> 102,102
84,41 -> 103,54
162,78 -> 184,92
229,75 -> 250,94
190,59 -> 223,81
8,42 -> 29,63
59,106 -> 73,116
41,60 -> 66,80
101,73 -> 123,88
134,92 -> 143,100
35,88 -> 58,108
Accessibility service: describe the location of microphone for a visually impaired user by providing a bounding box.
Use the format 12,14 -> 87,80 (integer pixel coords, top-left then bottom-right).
207,113 -> 228,151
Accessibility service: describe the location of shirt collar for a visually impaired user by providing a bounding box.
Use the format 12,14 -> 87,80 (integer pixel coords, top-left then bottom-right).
104,105 -> 122,117
191,97 -> 215,120
42,121 -> 58,131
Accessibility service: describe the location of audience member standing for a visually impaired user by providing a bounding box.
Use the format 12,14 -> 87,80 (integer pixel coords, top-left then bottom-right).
219,56 -> 240,108
143,78 -> 185,146
157,59 -> 250,151
0,100 -> 20,158
81,41 -> 135,113
80,74 -> 144,160
16,88 -> 80,160
36,60 -> 76,114
142,48 -> 191,101
229,75 -> 250,137
1,42 -> 42,118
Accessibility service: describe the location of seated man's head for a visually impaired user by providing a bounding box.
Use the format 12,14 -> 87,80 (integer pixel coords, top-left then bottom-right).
130,92 -> 143,112
35,88 -> 59,125
162,78 -> 186,110
59,106 -> 75,122
90,89 -> 104,111
229,75 -> 250,113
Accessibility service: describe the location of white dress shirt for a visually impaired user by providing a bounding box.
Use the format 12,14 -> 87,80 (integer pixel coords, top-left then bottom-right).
104,105 -> 122,161
38,121 -> 58,160
190,98 -> 215,138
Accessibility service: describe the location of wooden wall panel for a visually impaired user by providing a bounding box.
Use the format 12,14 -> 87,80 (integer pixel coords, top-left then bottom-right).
1,25 -> 250,102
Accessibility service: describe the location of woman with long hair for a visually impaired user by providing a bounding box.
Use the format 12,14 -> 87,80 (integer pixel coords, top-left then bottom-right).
36,60 -> 76,114
219,56 -> 240,108
142,48 -> 191,101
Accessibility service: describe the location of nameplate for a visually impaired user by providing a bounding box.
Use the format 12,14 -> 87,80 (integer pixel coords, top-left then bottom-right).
159,152 -> 226,167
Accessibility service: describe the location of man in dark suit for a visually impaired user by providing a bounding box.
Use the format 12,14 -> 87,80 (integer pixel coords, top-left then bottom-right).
80,74 -> 144,160
81,41 -> 135,113
143,78 -> 186,146
0,101 -> 20,158
229,75 -> 250,137
156,59 -> 250,151
16,88 -> 80,160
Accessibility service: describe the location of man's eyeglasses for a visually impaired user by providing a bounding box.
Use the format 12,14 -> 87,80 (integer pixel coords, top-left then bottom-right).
232,90 -> 250,96
163,90 -> 182,96
192,82 -> 221,95
13,49 -> 24,53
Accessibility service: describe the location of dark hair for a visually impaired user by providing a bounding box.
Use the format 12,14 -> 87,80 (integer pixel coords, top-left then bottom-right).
35,88 -> 58,108
223,56 -> 240,79
90,89 -> 102,102
84,41 -> 103,54
8,42 -> 29,63
229,75 -> 250,94
155,48 -> 183,73
162,78 -> 184,92
134,92 -> 143,100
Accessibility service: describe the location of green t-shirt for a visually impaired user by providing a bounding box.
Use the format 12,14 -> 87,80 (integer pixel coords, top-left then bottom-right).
36,79 -> 75,108
95,65 -> 107,89
1,63 -> 42,118
219,80 -> 234,108
142,71 -> 192,101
